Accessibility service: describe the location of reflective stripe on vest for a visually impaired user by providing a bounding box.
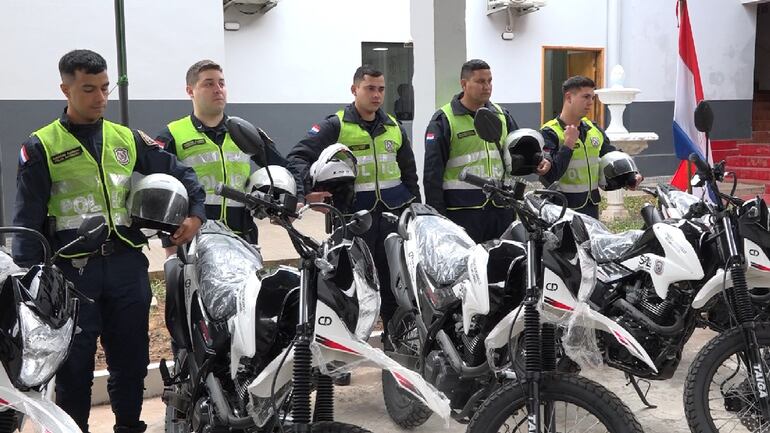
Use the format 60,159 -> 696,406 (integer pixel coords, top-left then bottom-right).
543,117 -> 603,206
35,119 -> 141,256
441,102 -> 508,209
335,111 -> 407,210
168,116 -> 251,225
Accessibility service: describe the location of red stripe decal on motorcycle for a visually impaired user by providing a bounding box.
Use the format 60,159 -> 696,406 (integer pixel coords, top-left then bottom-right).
544,297 -> 574,311
392,371 -> 424,399
315,336 -> 360,355
751,262 -> 770,272
0,398 -> 8,406
613,330 -> 630,346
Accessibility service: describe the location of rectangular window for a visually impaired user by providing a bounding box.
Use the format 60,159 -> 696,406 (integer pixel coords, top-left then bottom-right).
361,42 -> 414,121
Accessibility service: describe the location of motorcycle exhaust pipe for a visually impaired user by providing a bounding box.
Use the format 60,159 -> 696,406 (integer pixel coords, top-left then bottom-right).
205,373 -> 256,428
613,298 -> 685,337
436,330 -> 489,378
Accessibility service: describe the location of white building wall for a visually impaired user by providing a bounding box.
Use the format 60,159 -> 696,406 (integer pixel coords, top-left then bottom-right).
223,0 -> 412,104
0,0 -> 225,101
463,0 -> 756,103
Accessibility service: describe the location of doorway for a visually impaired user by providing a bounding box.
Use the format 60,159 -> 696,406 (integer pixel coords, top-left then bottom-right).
542,46 -> 605,127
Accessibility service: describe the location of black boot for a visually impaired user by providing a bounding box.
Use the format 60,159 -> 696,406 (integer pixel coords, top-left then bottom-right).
114,421 -> 147,433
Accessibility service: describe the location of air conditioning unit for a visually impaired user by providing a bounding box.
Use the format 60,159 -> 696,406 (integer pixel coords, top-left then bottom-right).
223,0 -> 278,15
487,0 -> 546,16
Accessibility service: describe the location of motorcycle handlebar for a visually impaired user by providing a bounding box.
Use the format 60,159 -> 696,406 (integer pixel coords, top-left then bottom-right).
689,153 -> 712,180
458,170 -> 491,189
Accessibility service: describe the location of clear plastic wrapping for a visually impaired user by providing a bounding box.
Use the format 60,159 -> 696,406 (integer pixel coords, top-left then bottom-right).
539,202 -> 642,262
0,251 -> 22,286
196,221 -> 263,321
413,215 -> 475,285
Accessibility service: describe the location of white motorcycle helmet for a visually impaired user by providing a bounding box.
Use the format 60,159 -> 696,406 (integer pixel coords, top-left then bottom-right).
245,165 -> 298,198
308,144 -> 358,212
127,173 -> 188,233
503,128 -> 545,176
598,151 -> 640,191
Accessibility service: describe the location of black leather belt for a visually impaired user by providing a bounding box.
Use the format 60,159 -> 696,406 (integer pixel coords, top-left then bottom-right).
98,239 -> 130,256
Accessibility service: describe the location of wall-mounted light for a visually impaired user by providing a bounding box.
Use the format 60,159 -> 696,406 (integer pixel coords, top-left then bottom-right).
224,21 -> 241,31
372,47 -> 389,51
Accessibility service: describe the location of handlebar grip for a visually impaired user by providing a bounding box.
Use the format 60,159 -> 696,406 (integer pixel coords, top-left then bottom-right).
215,183 -> 256,206
689,153 -> 712,178
458,169 -> 491,188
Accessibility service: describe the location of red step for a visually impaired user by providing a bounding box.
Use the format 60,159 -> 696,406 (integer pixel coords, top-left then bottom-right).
766,184 -> 770,194
755,131 -> 770,142
712,140 -> 738,150
726,155 -> 770,168
737,143 -> 770,156
740,193 -> 770,203
729,167 -> 770,182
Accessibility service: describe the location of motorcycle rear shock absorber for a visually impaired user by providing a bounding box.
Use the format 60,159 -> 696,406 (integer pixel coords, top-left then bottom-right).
313,373 -> 334,422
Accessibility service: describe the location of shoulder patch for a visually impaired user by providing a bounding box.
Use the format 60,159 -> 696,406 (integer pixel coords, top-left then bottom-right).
137,129 -> 159,147
19,144 -> 31,165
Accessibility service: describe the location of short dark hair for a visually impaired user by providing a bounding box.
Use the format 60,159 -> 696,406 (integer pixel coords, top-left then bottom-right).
562,75 -> 596,94
461,59 -> 490,80
353,65 -> 383,85
186,60 -> 223,86
58,49 -> 107,79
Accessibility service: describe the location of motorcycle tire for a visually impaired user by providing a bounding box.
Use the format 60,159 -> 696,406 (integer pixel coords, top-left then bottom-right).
285,421 -> 372,432
381,307 -> 433,429
467,373 -> 643,433
684,322 -> 770,432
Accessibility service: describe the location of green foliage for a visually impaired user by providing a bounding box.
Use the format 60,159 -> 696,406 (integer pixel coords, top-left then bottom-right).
600,195 -> 651,233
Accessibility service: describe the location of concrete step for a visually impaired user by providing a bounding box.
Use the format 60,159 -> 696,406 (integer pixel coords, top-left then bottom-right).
726,155 -> 770,169
737,143 -> 770,156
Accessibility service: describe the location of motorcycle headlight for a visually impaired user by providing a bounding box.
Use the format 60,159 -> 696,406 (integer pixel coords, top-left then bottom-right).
18,303 -> 75,388
353,264 -> 380,342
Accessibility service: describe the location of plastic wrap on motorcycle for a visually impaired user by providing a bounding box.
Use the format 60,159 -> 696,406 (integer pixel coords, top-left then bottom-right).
413,215 -> 475,286
0,252 -> 21,287
539,202 -> 642,262
196,221 -> 263,321
0,369 -> 81,433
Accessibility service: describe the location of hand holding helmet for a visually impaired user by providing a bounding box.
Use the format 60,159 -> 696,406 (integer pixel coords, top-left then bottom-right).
598,151 -> 642,191
308,143 -> 358,214
503,128 -> 546,176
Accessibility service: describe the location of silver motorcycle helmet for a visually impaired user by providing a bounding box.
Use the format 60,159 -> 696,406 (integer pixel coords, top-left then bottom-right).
503,128 -> 544,176
246,165 -> 298,198
127,173 -> 188,233
309,144 -> 358,213
598,151 -> 639,191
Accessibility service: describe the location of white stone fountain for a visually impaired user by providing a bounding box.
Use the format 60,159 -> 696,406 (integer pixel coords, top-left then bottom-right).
594,65 -> 659,220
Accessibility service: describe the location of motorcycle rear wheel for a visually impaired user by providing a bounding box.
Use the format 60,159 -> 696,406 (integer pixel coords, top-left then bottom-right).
381,307 -> 433,429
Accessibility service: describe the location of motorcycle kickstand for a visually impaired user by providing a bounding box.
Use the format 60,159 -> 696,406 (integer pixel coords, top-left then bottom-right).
625,373 -> 657,409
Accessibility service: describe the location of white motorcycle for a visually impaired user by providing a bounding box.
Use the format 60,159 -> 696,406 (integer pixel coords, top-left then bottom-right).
161,118 -> 450,432
0,218 -> 107,433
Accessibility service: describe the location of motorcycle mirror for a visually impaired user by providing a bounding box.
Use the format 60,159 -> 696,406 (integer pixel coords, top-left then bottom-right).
473,107 -> 503,143
225,116 -> 268,167
694,101 -> 714,135
690,173 -> 704,188
347,210 -> 373,236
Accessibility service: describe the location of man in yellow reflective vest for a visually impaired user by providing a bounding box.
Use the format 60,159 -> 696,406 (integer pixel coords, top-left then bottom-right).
12,49 -> 205,433
424,59 -> 551,243
156,60 -> 288,253
286,65 -> 421,364
540,76 -> 642,219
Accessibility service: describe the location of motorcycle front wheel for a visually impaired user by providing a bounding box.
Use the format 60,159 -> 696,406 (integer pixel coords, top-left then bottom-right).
467,373 -> 643,433
684,322 -> 770,432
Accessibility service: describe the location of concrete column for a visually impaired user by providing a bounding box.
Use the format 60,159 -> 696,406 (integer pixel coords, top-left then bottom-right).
410,0 -> 466,187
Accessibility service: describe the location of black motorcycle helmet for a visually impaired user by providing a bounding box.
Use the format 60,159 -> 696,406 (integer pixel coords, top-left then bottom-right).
598,151 -> 639,191
0,260 -> 78,391
503,128 -> 545,176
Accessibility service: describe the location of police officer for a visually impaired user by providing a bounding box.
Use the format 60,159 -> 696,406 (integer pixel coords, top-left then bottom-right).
424,59 -> 551,243
12,49 -> 206,433
155,59 -> 287,253
286,64 -> 420,353
540,75 -> 642,218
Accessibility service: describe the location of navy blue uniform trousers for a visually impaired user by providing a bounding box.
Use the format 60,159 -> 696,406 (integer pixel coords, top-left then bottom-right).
54,248 -> 151,433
